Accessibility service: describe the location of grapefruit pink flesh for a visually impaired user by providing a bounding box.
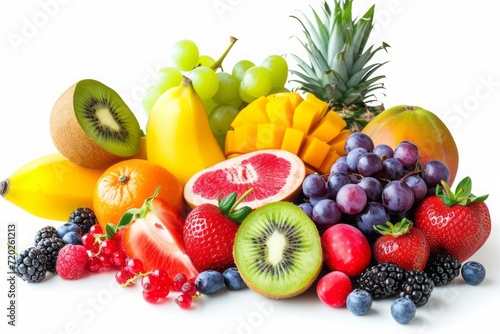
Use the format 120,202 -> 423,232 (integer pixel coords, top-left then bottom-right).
184,149 -> 306,209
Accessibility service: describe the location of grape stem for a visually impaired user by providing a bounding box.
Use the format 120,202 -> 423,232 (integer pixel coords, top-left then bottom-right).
210,36 -> 238,72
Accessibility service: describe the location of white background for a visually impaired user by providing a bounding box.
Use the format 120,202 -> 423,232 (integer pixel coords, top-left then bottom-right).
1,1 -> 499,333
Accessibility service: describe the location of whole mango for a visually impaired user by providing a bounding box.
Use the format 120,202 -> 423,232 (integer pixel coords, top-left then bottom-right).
362,105 -> 459,185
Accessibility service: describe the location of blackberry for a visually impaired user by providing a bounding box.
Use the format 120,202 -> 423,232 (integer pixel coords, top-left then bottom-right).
34,225 -> 58,245
425,252 -> 461,286
68,207 -> 98,235
399,270 -> 434,307
36,236 -> 65,273
11,247 -> 48,283
357,262 -> 405,299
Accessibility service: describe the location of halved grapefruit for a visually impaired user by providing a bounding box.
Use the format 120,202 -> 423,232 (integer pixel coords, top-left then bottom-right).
183,149 -> 306,209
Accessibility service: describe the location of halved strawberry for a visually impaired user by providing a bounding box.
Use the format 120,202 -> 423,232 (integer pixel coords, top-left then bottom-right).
119,191 -> 198,280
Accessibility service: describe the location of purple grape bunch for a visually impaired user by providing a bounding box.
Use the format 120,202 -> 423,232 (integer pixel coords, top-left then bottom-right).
298,132 -> 450,235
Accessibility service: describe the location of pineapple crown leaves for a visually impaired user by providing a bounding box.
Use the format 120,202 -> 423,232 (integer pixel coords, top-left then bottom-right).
217,188 -> 254,223
373,218 -> 413,238
289,0 -> 390,106
436,176 -> 488,207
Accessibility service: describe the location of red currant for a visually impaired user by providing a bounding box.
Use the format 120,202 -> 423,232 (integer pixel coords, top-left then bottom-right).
175,293 -> 193,309
111,250 -> 127,267
89,224 -> 103,235
115,267 -> 134,285
99,254 -> 113,268
172,273 -> 187,291
126,258 -> 144,275
141,274 -> 159,292
181,282 -> 198,296
100,239 -> 117,255
85,256 -> 102,273
82,234 -> 99,254
143,289 -> 160,304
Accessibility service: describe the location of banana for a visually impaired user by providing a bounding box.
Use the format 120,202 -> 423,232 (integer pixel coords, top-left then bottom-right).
146,76 -> 226,186
0,153 -> 104,221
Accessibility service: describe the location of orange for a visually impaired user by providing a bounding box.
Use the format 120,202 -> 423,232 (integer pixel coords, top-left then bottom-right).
93,159 -> 183,229
362,105 -> 459,185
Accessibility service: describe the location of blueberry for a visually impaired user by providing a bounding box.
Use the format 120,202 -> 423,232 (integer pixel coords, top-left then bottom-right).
461,261 -> 486,286
346,289 -> 372,316
195,270 -> 224,295
57,223 -> 81,239
391,297 -> 417,324
222,267 -> 246,290
62,231 -> 82,245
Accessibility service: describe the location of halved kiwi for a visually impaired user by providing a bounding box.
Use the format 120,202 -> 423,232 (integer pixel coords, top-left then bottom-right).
50,79 -> 141,169
233,201 -> 323,299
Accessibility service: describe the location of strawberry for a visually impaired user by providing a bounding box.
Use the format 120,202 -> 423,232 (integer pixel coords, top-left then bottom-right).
414,176 -> 491,262
373,218 -> 430,271
106,187 -> 199,280
183,188 -> 253,273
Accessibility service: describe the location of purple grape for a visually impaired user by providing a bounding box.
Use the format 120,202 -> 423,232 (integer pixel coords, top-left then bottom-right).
403,175 -> 428,203
298,202 -> 314,219
422,160 -> 450,188
394,141 -> 420,168
308,193 -> 331,206
373,144 -> 394,160
356,202 -> 390,234
346,147 -> 367,172
357,152 -> 383,177
336,183 -> 367,215
381,157 -> 405,180
381,180 -> 415,214
302,173 -> 327,198
312,199 -> 342,229
344,132 -> 374,154
358,176 -> 383,202
330,160 -> 349,174
327,172 -> 351,198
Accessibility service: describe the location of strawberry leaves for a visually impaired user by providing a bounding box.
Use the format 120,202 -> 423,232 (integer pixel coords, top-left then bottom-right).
218,188 -> 253,223
437,176 -> 488,207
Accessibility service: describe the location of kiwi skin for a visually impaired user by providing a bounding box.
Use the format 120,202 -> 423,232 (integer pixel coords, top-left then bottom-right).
233,201 -> 323,299
49,79 -> 141,169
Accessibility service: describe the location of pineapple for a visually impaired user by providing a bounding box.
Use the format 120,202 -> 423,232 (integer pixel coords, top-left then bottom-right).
289,0 -> 389,132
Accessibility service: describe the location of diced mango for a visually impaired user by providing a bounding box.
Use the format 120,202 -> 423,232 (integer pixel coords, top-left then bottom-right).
298,136 -> 331,169
280,127 -> 305,155
224,129 -> 236,156
329,129 -> 351,156
292,100 -> 325,134
309,111 -> 347,142
233,124 -> 258,153
266,96 -> 294,128
256,123 -> 286,150
317,150 -> 341,174
271,91 -> 304,110
230,96 -> 269,128
305,93 -> 329,116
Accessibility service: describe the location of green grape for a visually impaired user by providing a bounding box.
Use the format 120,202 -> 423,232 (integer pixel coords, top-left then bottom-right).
155,67 -> 183,92
261,55 -> 289,88
269,86 -> 291,94
189,66 -> 219,100
239,66 -> 272,99
142,84 -> 164,117
198,55 -> 215,67
213,72 -> 239,104
208,104 -> 240,151
202,98 -> 218,117
231,60 -> 255,82
171,39 -> 199,71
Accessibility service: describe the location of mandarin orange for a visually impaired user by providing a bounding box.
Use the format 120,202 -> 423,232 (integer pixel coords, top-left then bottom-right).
93,159 -> 183,229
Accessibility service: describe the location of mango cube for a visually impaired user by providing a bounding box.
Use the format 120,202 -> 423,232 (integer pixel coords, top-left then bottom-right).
309,111 -> 347,142
298,136 -> 331,169
230,96 -> 269,128
233,124 -> 257,153
280,127 -> 305,155
256,123 -> 285,150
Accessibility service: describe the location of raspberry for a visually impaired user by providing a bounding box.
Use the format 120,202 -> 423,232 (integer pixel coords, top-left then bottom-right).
56,244 -> 89,280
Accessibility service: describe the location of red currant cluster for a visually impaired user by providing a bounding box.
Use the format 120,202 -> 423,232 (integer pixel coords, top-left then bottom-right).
80,224 -> 201,309
81,224 -> 127,272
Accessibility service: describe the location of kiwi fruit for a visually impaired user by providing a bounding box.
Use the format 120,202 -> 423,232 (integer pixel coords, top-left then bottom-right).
50,79 -> 141,169
233,201 -> 323,299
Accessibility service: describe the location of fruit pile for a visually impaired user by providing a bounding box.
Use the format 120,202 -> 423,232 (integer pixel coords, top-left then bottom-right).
1,0 -> 492,326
